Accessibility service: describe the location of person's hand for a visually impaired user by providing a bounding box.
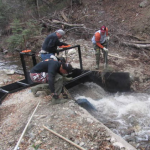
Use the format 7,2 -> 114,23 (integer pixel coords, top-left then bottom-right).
103,47 -> 108,52
51,93 -> 59,99
63,43 -> 68,46
106,36 -> 110,41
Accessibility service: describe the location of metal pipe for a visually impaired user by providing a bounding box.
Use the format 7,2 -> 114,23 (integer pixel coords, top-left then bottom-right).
20,53 -> 28,81
77,45 -> 83,70
32,54 -> 37,66
20,52 -> 37,83
0,88 -> 9,93
17,81 -> 29,86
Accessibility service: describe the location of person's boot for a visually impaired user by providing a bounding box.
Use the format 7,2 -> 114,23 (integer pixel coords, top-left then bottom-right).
95,53 -> 100,70
31,84 -> 50,97
51,97 -> 69,105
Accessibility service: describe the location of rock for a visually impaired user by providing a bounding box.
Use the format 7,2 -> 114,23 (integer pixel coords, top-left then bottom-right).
3,69 -> 15,75
87,117 -> 94,124
110,137 -> 116,143
124,135 -> 136,142
3,49 -> 8,54
34,140 -> 42,146
113,142 -> 125,149
27,147 -> 35,150
79,142 -> 85,146
139,0 -> 148,8
68,49 -> 76,55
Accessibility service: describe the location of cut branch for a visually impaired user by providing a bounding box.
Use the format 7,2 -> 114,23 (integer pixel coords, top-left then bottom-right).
52,19 -> 85,28
60,11 -> 68,22
43,125 -> 85,150
122,41 -> 150,48
108,54 -> 139,61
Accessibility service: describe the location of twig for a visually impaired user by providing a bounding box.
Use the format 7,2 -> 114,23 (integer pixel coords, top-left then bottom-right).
66,27 -> 94,34
36,0 -> 40,18
14,100 -> 41,150
60,11 -> 68,22
75,15 -> 94,22
108,54 -> 138,61
43,125 -> 86,150
52,19 -> 85,27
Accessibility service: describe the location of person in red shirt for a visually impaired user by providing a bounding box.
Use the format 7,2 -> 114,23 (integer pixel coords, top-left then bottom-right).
92,26 -> 110,69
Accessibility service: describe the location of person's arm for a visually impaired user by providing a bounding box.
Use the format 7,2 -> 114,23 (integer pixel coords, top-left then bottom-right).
48,38 -> 55,48
55,36 -> 68,46
106,27 -> 108,36
105,27 -> 110,42
95,32 -> 104,49
57,41 -> 68,46
48,72 -> 55,93
48,61 -> 59,94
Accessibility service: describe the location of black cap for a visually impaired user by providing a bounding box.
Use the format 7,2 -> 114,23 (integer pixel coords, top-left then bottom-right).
58,57 -> 66,63
62,62 -> 72,73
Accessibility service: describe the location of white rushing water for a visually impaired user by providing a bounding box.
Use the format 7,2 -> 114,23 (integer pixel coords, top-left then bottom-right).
69,82 -> 150,148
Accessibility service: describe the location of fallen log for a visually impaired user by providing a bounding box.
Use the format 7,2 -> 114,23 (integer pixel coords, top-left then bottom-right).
122,41 -> 150,48
108,54 -> 139,61
125,41 -> 150,44
52,19 -> 85,28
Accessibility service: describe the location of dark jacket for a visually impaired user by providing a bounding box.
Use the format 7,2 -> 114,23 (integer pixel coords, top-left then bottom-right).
30,60 -> 61,93
42,32 -> 66,54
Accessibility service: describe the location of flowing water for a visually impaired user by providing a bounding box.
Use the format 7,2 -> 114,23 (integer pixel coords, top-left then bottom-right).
0,52 -> 24,74
69,82 -> 150,149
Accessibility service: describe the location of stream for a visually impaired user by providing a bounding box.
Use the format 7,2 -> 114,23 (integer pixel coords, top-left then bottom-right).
0,52 -> 23,73
69,82 -> 150,150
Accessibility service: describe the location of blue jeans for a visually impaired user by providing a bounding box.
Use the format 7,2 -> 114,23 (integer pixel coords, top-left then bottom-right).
40,53 -> 54,61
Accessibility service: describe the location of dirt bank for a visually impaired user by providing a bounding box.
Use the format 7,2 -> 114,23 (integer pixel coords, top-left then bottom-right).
0,85 -> 136,150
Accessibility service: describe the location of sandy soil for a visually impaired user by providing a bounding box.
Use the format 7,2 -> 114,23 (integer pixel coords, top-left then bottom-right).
0,85 -> 136,150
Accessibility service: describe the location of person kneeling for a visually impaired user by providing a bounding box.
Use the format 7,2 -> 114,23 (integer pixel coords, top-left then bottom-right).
30,59 -> 72,104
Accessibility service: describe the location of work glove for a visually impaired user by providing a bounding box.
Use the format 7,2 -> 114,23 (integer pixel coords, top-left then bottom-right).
103,47 -> 108,52
105,36 -> 110,42
51,93 -> 59,99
